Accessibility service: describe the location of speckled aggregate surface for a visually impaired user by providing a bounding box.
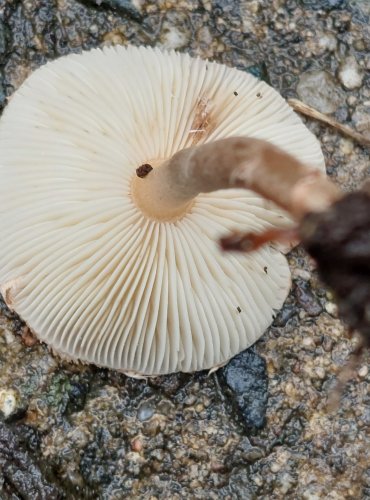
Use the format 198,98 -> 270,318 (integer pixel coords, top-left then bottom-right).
0,0 -> 369,498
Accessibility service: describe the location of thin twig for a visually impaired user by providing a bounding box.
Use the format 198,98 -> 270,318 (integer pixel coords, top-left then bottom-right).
288,98 -> 370,148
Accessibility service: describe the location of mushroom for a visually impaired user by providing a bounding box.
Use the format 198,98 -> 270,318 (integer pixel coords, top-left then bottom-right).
0,45 -> 326,375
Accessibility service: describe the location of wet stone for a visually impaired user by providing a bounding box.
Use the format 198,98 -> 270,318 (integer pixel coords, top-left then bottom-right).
65,380 -> 90,414
0,19 -> 7,56
0,388 -> 27,423
352,104 -> 370,139
300,0 -> 349,10
0,422 -> 61,499
149,372 -> 190,396
293,279 -> 323,317
297,70 -> 343,113
273,303 -> 297,327
221,348 -> 268,430
137,401 -> 155,421
338,56 -> 364,90
78,0 -> 143,21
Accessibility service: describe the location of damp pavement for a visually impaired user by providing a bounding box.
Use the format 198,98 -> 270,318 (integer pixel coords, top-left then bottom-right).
0,0 -> 369,498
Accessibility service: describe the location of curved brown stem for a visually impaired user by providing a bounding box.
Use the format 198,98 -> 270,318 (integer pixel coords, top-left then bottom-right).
132,137 -> 341,222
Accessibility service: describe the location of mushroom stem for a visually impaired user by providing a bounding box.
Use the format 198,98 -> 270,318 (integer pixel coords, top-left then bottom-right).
132,137 -> 341,221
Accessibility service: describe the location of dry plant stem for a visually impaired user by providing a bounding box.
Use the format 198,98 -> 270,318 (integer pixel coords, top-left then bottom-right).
288,98 -> 370,148
132,137 -> 341,221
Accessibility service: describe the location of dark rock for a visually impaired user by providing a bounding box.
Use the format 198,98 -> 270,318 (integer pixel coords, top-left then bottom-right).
44,372 -> 72,415
212,0 -> 241,17
0,422 -> 61,499
299,0 -> 348,10
77,0 -> 142,21
149,373 -> 191,397
0,295 -> 27,334
15,425 -> 42,454
66,380 -> 89,414
220,349 -> 268,430
80,438 -> 121,487
293,279 -> 323,316
244,62 -> 271,84
0,19 -> 7,56
234,437 -> 264,462
218,468 -> 258,498
0,79 -> 6,109
273,303 -> 297,327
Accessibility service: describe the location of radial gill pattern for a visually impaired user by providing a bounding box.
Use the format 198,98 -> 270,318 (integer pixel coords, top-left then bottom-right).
0,46 -> 325,375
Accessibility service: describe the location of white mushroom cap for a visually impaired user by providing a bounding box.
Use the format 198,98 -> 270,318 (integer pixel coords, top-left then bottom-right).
0,46 -> 325,375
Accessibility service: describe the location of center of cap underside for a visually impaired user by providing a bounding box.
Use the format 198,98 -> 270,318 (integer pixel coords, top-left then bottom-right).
130,158 -> 195,223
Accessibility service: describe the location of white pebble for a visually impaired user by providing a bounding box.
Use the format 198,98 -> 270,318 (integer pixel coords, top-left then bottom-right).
358,365 -> 368,378
3,329 -> 16,344
325,302 -> 338,316
160,26 -> 189,50
339,56 -> 364,90
0,389 -> 17,417
292,268 -> 311,281
270,461 -> 282,473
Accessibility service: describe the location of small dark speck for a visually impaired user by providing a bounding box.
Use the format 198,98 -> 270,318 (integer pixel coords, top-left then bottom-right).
233,91 -> 238,96
256,92 -> 262,98
264,266 -> 268,274
237,306 -> 242,313
136,163 -> 153,178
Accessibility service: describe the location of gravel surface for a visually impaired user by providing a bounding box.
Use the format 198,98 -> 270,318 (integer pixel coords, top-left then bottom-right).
0,0 -> 369,498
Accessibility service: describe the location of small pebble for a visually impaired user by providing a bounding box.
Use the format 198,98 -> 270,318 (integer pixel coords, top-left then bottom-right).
322,336 -> 334,352
285,382 -> 296,397
294,280 -> 323,317
211,460 -> 225,472
338,56 -> 364,90
252,474 -> 263,486
160,25 -> 189,50
292,268 -> 311,281
358,366 -> 368,378
0,388 -> 18,417
325,302 -> 338,316
195,403 -> 204,413
184,395 -> 197,406
131,436 -> 143,452
297,70 -> 343,113
3,329 -> 15,344
318,33 -> 337,52
347,95 -> 357,106
137,402 -> 155,421
271,461 -> 282,473
21,326 -> 38,347
339,138 -> 354,156
303,337 -> 315,347
352,104 -> 370,138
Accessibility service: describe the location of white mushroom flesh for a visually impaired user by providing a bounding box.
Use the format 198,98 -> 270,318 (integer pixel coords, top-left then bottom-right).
0,46 -> 325,374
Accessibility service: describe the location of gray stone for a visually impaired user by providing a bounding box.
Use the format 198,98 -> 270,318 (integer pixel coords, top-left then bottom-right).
338,56 -> 364,90
297,70 -> 343,113
221,349 -> 268,430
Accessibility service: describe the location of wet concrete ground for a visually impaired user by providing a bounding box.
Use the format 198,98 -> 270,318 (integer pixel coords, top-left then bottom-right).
0,0 -> 369,498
